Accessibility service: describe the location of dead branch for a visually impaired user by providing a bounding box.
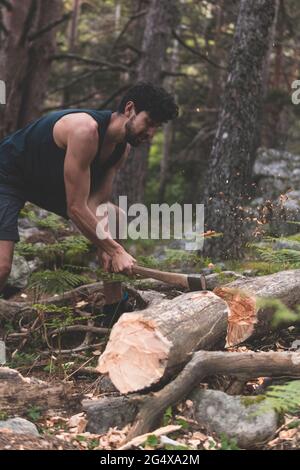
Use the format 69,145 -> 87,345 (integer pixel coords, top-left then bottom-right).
127,350 -> 300,439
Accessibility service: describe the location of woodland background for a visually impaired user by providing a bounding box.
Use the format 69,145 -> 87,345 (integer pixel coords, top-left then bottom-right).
1,0 -> 300,452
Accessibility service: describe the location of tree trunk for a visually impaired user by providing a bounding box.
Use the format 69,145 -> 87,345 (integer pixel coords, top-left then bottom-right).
158,37 -> 179,201
0,0 -> 62,139
202,0 -> 276,260
62,0 -> 80,107
98,269 -> 300,393
114,0 -> 177,206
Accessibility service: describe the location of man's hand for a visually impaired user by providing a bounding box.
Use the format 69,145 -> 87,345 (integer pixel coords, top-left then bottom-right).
111,248 -> 136,274
98,247 -> 136,274
98,250 -> 113,272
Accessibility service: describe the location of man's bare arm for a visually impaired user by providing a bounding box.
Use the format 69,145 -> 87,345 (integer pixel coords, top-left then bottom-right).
64,123 -> 135,272
88,143 -> 130,209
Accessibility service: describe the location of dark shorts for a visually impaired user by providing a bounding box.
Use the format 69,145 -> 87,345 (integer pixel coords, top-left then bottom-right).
0,184 -> 26,242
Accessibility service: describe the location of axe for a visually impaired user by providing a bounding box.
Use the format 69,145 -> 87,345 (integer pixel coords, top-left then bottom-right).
132,265 -> 206,291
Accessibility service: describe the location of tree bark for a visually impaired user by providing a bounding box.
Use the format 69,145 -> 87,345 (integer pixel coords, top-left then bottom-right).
202,0 -> 276,260
114,0 -> 178,206
98,269 -> 300,393
158,37 -> 179,201
0,0 -> 62,139
62,0 -> 80,107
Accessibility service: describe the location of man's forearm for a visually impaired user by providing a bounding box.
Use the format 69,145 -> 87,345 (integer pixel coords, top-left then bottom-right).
69,204 -> 123,257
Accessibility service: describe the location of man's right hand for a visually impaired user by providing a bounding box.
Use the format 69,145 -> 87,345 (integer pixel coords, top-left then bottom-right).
111,248 -> 136,274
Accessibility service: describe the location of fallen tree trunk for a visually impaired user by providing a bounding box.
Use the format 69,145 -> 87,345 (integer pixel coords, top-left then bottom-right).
0,367 -> 79,415
98,270 -> 300,393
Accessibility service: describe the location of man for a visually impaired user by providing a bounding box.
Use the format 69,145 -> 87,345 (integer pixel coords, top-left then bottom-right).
0,82 -> 178,321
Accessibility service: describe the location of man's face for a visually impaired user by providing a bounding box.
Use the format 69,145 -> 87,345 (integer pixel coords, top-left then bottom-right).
125,110 -> 161,147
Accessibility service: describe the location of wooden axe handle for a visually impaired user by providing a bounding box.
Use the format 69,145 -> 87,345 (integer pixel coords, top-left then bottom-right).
132,265 -> 206,291
132,265 -> 188,288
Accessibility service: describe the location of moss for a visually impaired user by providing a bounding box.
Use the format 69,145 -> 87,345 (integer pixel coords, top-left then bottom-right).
241,395 -> 266,407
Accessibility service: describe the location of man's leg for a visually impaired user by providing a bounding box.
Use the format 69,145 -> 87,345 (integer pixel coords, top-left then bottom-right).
0,241 -> 14,293
0,189 -> 24,295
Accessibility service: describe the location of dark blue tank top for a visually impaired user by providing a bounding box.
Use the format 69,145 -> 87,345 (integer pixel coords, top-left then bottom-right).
0,109 -> 126,218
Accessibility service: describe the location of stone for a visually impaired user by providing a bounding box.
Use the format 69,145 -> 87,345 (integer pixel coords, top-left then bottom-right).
7,254 -> 31,290
0,418 -> 39,437
192,389 -> 278,449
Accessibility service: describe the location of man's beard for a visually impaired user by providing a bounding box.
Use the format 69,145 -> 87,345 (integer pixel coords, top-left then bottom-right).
125,119 -> 145,147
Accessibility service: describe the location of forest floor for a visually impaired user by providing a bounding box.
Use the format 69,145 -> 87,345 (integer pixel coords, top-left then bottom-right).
1,205 -> 300,450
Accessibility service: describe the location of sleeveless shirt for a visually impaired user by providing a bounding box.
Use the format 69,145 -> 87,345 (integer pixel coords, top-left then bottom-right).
0,109 -> 126,218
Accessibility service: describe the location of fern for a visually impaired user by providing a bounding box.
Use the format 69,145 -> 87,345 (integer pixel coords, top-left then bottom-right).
256,381 -> 300,415
28,269 -> 90,295
59,235 -> 91,254
27,210 -> 66,231
249,238 -> 300,270
32,303 -> 76,329
16,236 -> 92,267
257,298 -> 300,327
259,248 -> 300,266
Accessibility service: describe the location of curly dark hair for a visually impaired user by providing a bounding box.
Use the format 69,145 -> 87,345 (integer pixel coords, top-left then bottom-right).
117,82 -> 179,123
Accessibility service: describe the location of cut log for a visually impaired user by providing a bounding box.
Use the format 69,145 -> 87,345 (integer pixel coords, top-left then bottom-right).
98,270 -> 300,393
215,269 -> 300,346
98,291 -> 229,393
0,367 -> 79,415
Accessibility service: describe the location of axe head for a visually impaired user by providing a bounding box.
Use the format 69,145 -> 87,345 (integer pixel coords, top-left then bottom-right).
187,274 -> 207,291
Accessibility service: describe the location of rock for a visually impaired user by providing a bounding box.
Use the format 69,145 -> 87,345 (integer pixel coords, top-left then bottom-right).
192,389 -> 278,449
252,148 -> 300,235
242,270 -> 257,277
83,396 -> 138,434
290,340 -> 300,351
18,227 -> 41,240
201,268 -> 214,276
27,257 -> 43,272
7,254 -> 31,290
274,240 -> 300,251
254,148 -> 300,198
216,263 -> 226,271
0,418 -> 39,436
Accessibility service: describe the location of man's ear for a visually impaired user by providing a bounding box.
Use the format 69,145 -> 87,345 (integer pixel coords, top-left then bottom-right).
124,101 -> 136,118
